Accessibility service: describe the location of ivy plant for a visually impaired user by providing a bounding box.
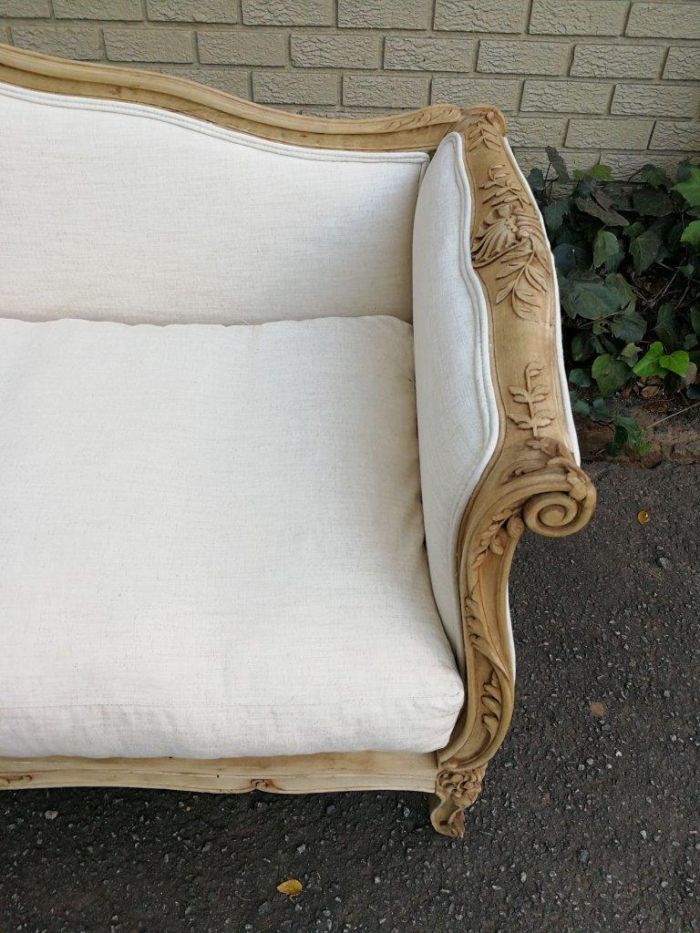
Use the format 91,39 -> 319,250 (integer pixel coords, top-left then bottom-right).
528,151 -> 700,454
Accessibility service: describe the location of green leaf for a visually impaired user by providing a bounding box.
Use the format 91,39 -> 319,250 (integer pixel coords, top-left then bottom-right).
655,302 -> 679,347
659,350 -> 690,377
589,163 -> 613,181
591,353 -> 631,396
612,308 -> 646,343
633,341 -> 664,377
571,332 -> 594,361
691,304 -> 700,335
630,228 -> 662,273
606,415 -> 651,458
570,391 -> 591,417
527,167 -> 545,193
546,146 -> 571,183
637,164 -> 671,189
624,220 -> 645,240
575,195 -> 629,227
553,243 -> 579,276
605,273 -> 636,312
591,397 -> 609,419
620,342 -> 641,365
569,367 -> 592,387
632,188 -> 673,216
593,230 -> 622,270
681,220 -> 700,249
567,278 -> 623,320
543,198 -> 570,233
673,166 -> 700,207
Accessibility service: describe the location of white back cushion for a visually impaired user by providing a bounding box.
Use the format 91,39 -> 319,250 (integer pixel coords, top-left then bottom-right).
0,83 -> 428,325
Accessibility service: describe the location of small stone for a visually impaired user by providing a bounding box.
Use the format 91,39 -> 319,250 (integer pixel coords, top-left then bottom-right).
579,848 -> 590,865
44,810 -> 58,820
296,843 -> 306,854
325,804 -> 336,815
520,872 -> 527,882
658,556 -> 672,570
257,902 -> 270,916
663,689 -> 671,698
374,876 -> 381,884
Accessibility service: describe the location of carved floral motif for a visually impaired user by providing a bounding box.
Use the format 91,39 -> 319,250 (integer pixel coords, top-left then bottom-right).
471,159 -> 551,321
436,765 -> 486,810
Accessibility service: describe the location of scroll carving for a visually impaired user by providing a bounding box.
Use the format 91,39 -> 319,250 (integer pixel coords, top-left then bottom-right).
432,108 -> 596,836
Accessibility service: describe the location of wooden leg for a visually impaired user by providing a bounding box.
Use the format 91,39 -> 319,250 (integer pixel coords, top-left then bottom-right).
429,764 -> 486,837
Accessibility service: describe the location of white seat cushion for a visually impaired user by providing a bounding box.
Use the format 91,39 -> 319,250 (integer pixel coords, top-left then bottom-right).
0,316 -> 463,759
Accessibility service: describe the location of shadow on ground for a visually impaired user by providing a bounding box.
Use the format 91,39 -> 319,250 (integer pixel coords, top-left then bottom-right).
1,464 -> 698,932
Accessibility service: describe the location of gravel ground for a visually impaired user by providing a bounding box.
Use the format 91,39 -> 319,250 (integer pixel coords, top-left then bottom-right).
1,463 -> 698,933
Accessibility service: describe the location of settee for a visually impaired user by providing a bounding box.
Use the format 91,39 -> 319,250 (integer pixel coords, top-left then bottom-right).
0,43 -> 595,836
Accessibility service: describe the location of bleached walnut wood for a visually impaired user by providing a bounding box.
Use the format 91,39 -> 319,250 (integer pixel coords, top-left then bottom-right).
0,42 -> 461,152
0,49 -> 596,836
430,109 -> 596,837
0,752 -> 436,794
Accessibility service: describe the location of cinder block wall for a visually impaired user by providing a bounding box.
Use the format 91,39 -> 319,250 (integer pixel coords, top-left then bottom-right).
1,0 -> 698,174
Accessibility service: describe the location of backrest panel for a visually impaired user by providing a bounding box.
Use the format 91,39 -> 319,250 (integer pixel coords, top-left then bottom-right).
0,82 -> 428,325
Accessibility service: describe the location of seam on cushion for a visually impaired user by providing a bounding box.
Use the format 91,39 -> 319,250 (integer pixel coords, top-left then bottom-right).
443,132 -> 500,586
0,81 -> 430,169
0,314 -> 414,334
0,690 -> 465,711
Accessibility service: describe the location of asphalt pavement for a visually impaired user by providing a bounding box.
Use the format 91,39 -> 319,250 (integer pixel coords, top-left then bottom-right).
1,462 -> 698,933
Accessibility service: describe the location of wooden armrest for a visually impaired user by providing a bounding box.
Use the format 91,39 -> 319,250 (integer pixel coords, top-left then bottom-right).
431,109 -> 597,837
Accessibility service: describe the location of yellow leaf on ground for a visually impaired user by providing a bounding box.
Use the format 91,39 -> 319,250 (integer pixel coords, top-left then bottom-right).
277,879 -> 303,897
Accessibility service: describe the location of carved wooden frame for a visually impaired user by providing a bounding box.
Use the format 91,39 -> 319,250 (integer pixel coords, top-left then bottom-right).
0,45 -> 595,836
430,109 -> 596,835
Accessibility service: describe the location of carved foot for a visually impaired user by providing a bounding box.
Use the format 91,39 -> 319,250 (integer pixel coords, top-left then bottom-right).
430,765 -> 486,837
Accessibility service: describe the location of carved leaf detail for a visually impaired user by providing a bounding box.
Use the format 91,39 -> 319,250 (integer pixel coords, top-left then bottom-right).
472,508 -> 515,568
482,672 -> 502,738
509,411 -> 555,436
507,362 -> 554,439
464,594 -> 508,677
466,113 -> 502,152
472,168 -> 551,322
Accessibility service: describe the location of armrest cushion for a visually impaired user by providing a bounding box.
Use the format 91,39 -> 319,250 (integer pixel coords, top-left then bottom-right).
413,132 -> 500,664
413,117 -> 586,668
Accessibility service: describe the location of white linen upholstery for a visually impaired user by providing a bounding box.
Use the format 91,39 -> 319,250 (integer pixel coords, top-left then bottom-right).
0,82 -> 427,327
0,315 -> 463,759
412,132 -> 499,665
